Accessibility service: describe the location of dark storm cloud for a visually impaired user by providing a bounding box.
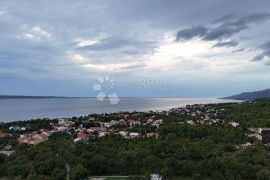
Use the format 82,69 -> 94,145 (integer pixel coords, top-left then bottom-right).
176,12 -> 270,42
212,40 -> 238,48
252,41 -> 270,61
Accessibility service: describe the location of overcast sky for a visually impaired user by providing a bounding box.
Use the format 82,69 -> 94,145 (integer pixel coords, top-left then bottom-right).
1,0 -> 270,97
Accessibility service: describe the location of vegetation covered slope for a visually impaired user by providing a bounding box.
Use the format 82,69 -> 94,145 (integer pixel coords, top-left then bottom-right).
223,89 -> 270,100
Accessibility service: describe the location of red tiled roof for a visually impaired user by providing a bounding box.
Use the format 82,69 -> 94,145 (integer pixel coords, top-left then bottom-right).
0,131 -> 11,137
77,133 -> 89,139
40,133 -> 48,139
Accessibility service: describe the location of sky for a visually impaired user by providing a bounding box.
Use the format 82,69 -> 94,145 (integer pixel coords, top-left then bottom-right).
0,0 -> 270,97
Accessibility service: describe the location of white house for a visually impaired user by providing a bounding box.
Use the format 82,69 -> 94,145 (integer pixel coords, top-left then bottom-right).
129,132 -> 140,138
229,122 -> 239,128
119,131 -> 129,138
151,173 -> 162,180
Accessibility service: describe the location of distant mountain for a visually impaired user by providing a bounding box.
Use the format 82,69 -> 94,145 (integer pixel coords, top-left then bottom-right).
223,89 -> 270,100
0,95 -> 66,99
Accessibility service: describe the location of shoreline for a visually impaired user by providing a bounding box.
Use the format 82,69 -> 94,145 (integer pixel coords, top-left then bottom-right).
0,98 -> 240,123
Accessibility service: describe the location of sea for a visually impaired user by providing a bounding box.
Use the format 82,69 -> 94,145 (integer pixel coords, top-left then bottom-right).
0,97 -> 241,122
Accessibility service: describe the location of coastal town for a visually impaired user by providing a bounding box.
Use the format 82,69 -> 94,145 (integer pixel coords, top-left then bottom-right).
1,102 -> 270,157
2,99 -> 270,179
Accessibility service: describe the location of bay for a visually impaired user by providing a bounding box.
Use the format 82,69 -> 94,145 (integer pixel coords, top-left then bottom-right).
0,97 -> 240,122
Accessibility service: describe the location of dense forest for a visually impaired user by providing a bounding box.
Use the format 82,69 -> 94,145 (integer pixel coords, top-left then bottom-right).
1,99 -> 270,179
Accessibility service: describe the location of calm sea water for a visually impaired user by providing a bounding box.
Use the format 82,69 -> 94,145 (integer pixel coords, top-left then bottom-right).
0,98 -> 240,122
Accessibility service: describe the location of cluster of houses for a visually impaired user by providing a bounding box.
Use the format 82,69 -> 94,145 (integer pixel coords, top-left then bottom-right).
2,103 -> 270,151
18,131 -> 50,145
10,114 -> 164,145
169,104 -> 226,126
0,104 -> 241,148
168,104 -> 270,147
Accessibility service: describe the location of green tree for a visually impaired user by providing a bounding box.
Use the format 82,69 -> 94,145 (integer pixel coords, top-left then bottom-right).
257,169 -> 270,180
70,164 -> 87,180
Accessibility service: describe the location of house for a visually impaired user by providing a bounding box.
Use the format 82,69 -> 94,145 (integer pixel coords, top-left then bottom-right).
129,132 -> 140,138
103,122 -> 113,128
64,121 -> 74,127
119,119 -> 127,125
90,177 -> 105,180
247,133 -> 262,141
146,132 -> 158,138
128,120 -> 141,127
111,120 -> 119,125
147,119 -> 154,124
0,150 -> 14,156
54,126 -> 68,132
151,120 -> 163,128
87,127 -> 99,133
119,131 -> 129,138
260,128 -> 270,144
229,122 -> 239,128
89,117 -> 95,121
74,132 -> 89,142
58,118 -> 68,125
204,115 -> 210,121
0,145 -> 14,157
18,131 -> 49,145
9,126 -> 26,131
40,132 -> 50,139
0,131 -> 11,138
258,128 -> 270,134
151,173 -> 162,180
98,131 -> 107,137
241,142 -> 252,148
186,120 -> 195,125
78,127 -> 87,133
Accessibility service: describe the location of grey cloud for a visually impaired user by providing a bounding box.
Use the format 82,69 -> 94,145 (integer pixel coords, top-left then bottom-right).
213,12 -> 270,24
252,41 -> 270,61
212,13 -> 238,24
0,0 -> 270,84
118,64 -> 146,70
252,54 -> 265,61
212,40 -> 238,48
232,48 -> 245,53
203,24 -> 245,41
78,37 -> 157,51
176,12 -> 270,43
204,13 -> 270,41
175,26 -> 208,41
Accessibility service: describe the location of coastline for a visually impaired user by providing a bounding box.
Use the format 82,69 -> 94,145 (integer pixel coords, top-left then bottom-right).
0,97 -> 241,123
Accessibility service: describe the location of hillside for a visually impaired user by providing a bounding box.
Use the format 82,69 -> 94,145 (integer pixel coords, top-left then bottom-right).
223,89 -> 270,100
